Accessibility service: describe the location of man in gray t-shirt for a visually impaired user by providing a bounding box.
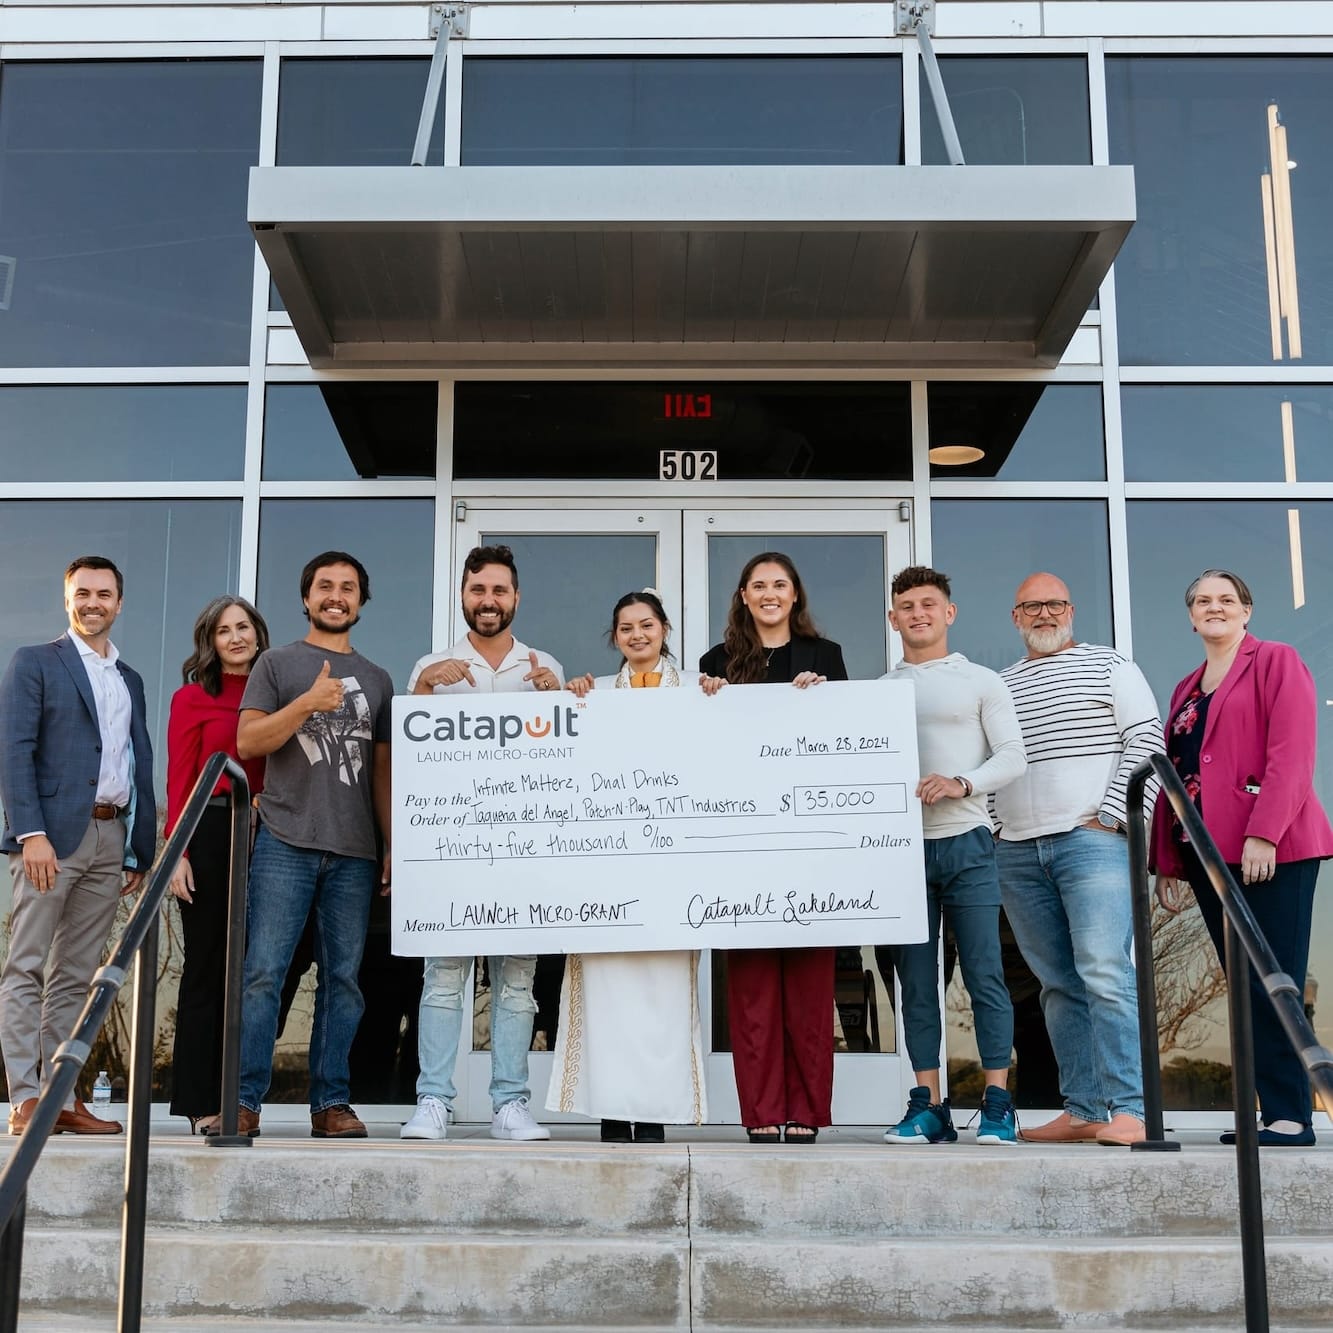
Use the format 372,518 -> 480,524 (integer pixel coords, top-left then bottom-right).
224,551 -> 393,1141
245,641 -> 391,862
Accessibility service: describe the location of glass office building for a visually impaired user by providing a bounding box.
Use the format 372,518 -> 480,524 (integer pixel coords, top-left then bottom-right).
1,1 -> 1330,1125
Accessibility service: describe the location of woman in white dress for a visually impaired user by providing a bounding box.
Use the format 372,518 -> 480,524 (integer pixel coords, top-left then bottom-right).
545,591 -> 718,1141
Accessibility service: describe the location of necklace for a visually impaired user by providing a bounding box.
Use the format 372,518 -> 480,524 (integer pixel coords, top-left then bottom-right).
764,640 -> 791,667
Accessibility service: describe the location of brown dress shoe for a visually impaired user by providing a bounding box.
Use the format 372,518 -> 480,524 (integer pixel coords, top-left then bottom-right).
1095,1113 -> 1146,1147
311,1104 -> 367,1138
55,1100 -> 123,1135
1019,1111 -> 1104,1143
8,1097 -> 38,1136
204,1106 -> 261,1138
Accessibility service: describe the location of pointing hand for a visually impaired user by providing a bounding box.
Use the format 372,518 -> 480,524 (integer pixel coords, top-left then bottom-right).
418,658 -> 476,691
524,651 -> 559,691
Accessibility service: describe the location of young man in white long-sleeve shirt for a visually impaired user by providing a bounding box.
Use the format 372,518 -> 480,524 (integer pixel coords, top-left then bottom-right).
881,567 -> 1027,1145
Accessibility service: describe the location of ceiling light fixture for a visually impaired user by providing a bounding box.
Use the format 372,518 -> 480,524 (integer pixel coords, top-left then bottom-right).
929,444 -> 986,466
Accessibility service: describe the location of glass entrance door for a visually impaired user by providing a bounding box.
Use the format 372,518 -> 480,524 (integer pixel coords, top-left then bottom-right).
683,508 -> 911,1124
449,502 -> 911,1124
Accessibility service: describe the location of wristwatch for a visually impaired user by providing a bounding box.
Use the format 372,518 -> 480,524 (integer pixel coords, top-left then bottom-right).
953,776 -> 973,798
1097,812 -> 1123,832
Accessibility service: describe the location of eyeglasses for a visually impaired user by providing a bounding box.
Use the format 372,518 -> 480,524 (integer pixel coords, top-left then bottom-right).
1015,599 -> 1071,617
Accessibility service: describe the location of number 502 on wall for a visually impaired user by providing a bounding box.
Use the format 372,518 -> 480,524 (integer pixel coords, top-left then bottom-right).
659,449 -> 718,481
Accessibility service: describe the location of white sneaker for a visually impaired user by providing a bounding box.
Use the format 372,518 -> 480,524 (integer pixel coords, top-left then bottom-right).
400,1095 -> 449,1140
490,1097 -> 550,1141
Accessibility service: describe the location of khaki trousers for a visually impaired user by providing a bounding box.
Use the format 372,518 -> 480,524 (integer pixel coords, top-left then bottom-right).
1,818 -> 125,1105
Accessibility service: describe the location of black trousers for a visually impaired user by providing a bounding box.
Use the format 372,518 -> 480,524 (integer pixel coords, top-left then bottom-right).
169,804 -> 235,1118
1186,853 -> 1318,1126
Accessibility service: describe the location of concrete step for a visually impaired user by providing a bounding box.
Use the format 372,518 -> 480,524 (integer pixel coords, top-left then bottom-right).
19,1138 -> 1332,1237
22,1325 -> 1331,1333
7,1135 -> 1331,1328
14,1229 -> 1333,1327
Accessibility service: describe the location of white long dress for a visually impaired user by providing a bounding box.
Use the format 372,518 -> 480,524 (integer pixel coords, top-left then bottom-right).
545,661 -> 708,1124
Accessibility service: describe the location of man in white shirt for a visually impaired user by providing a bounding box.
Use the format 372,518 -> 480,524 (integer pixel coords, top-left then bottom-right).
881,567 -> 1027,1146
400,545 -> 562,1142
994,572 -> 1163,1147
0,556 -> 156,1135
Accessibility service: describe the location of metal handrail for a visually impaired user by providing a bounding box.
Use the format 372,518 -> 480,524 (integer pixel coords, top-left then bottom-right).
0,751 -> 253,1333
1126,753 -> 1333,1333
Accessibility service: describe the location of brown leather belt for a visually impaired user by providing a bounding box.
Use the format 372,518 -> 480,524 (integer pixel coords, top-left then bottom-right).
92,803 -> 124,821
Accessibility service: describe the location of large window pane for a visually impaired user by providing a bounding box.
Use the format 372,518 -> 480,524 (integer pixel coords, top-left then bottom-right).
1122,384 -> 1333,482
924,57 -> 1090,165
0,386 -> 246,482
271,58 -> 444,309
256,499 -> 434,693
1109,57 -> 1333,366
929,500 -> 1113,673
277,58 -> 443,166
928,383 -> 1104,481
0,500 -> 243,801
462,57 -> 902,165
453,382 -> 911,481
1127,501 -> 1333,1108
0,61 -> 261,366
262,383 -> 437,480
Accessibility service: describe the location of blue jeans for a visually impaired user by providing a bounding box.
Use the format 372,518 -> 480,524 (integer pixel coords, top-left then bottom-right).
238,826 -> 376,1113
416,954 -> 537,1112
889,826 -> 1014,1074
996,827 -> 1144,1121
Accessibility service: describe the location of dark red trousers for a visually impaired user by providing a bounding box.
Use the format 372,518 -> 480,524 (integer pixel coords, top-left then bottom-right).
726,946 -> 835,1128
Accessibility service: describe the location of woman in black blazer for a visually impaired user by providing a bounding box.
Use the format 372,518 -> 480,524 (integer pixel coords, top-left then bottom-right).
699,552 -> 848,1143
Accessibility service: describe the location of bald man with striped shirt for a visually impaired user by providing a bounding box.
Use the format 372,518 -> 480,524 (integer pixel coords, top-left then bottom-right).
993,572 -> 1163,1148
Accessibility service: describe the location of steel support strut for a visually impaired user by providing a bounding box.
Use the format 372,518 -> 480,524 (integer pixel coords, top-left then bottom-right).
896,0 -> 965,165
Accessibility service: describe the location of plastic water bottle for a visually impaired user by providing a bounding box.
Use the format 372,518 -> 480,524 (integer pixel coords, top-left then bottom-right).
92,1070 -> 112,1113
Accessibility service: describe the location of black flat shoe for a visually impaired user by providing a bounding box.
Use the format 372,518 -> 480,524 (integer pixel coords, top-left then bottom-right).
600,1119 -> 633,1142
746,1125 -> 782,1143
1220,1125 -> 1315,1147
633,1122 -> 665,1142
784,1123 -> 819,1143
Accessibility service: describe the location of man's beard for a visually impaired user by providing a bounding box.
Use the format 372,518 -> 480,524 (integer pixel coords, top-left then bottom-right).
1020,622 -> 1074,655
306,607 -> 360,633
464,605 -> 515,638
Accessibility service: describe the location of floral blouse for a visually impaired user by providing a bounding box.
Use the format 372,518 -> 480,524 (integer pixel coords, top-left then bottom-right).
1166,686 -> 1213,846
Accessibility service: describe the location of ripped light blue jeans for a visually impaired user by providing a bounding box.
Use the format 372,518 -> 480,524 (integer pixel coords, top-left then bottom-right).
415,955 -> 537,1111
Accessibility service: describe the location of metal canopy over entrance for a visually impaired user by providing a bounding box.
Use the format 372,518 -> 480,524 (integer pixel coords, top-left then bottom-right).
250,163 -> 1135,371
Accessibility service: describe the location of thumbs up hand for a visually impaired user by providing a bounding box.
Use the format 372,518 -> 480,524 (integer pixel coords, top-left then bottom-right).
306,659 -> 345,713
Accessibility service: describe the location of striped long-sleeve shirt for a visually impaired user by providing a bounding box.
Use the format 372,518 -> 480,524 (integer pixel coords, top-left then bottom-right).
993,643 -> 1163,841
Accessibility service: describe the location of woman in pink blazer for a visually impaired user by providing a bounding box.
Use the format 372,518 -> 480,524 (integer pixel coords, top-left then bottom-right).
1152,568 -> 1333,1146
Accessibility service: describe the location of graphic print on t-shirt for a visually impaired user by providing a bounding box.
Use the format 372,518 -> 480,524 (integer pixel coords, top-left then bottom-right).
295,675 -> 371,785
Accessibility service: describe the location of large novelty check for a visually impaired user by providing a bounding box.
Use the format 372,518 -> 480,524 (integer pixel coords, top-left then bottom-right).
391,679 -> 926,955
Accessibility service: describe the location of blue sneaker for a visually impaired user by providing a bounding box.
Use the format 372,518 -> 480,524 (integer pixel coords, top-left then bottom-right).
976,1086 -> 1018,1145
883,1086 -> 957,1145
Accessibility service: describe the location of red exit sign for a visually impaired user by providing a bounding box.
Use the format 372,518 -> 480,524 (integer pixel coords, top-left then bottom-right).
663,392 -> 712,420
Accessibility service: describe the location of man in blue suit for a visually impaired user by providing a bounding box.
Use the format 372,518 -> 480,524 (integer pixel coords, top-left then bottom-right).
0,556 -> 156,1135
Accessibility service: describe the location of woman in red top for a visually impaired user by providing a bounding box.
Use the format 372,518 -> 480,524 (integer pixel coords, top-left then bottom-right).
167,596 -> 269,1133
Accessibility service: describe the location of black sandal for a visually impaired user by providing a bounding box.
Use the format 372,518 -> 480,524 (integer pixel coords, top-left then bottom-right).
784,1123 -> 819,1143
746,1125 -> 782,1143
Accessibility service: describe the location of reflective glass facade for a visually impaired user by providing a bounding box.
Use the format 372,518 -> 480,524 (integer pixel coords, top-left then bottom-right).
2,14 -> 1330,1121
